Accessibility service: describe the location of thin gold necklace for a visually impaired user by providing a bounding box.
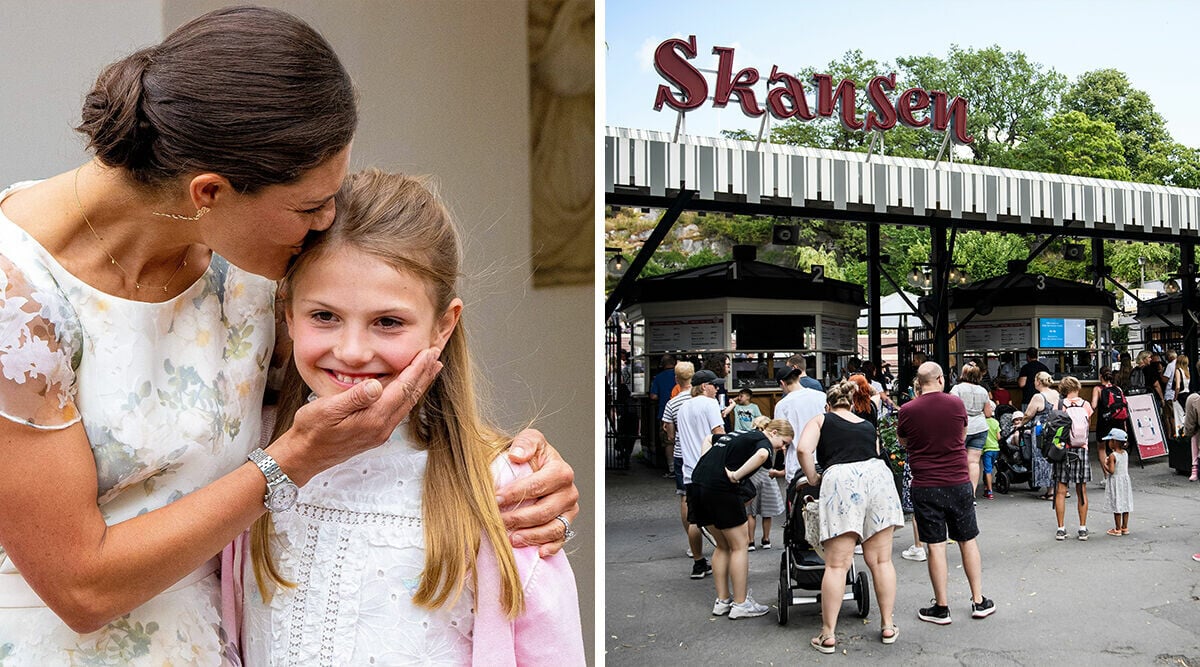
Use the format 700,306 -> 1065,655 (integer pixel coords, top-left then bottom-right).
73,165 -> 188,293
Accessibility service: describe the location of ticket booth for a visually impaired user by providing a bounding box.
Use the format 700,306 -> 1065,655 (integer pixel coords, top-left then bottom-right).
1136,292 -> 1185,352
924,273 -> 1117,405
621,246 -> 864,464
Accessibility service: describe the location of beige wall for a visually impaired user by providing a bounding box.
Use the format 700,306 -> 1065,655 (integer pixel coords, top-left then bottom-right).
2,0 -> 595,660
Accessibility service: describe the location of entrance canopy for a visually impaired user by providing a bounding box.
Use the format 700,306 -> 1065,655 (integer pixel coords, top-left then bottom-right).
605,127 -> 1200,240
604,126 -> 1200,378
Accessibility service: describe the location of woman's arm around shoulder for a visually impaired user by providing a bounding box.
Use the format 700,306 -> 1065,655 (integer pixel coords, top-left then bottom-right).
494,430 -> 580,557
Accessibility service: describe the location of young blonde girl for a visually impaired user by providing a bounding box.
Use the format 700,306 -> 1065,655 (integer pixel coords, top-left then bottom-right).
241,169 -> 584,665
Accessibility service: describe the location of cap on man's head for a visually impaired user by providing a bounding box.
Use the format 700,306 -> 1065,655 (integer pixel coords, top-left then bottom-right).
691,369 -> 725,386
1102,428 -> 1128,442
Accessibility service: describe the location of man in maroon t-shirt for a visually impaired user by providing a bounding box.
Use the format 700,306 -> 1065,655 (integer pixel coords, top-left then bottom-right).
897,361 -> 996,625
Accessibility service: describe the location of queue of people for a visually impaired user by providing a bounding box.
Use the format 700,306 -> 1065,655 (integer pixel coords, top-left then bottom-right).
660,344 -> 1198,653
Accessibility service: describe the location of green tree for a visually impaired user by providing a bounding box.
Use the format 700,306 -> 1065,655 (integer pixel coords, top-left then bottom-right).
897,45 -> 1067,164
951,231 -> 1030,281
1104,242 -> 1178,287
1004,110 -> 1131,180
1061,69 -> 1170,178
1136,141 -> 1200,188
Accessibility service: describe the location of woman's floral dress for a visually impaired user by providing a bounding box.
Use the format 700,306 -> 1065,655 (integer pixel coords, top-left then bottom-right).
0,181 -> 275,666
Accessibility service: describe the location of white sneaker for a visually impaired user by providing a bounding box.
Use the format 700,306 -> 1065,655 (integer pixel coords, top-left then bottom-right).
728,595 -> 769,619
901,545 -> 927,562
712,597 -> 732,616
686,548 -> 693,558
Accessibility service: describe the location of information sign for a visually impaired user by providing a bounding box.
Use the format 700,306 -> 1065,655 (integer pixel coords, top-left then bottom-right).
647,316 -> 724,353
1127,393 -> 1167,460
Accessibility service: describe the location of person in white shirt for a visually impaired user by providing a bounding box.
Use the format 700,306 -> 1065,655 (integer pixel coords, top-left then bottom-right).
676,369 -> 727,578
772,369 -> 828,488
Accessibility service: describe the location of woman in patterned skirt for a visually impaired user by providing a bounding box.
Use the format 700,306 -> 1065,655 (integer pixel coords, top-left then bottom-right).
797,381 -> 904,654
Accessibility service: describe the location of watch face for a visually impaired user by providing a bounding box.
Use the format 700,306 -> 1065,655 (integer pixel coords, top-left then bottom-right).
266,482 -> 300,512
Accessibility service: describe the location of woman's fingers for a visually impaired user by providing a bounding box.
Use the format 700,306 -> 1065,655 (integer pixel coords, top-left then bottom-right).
507,428 -> 548,464
507,501 -> 581,557
496,451 -> 575,507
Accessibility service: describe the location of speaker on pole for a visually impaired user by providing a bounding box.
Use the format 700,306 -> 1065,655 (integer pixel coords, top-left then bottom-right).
1063,244 -> 1086,261
772,224 -> 799,245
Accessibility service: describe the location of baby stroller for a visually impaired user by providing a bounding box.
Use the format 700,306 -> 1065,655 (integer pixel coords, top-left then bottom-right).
992,404 -> 1037,494
777,475 -> 870,625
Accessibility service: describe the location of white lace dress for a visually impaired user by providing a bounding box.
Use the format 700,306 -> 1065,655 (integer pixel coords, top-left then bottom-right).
0,181 -> 276,665
241,426 -> 474,667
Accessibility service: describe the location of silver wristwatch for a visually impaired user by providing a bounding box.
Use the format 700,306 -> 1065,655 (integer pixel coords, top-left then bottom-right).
248,447 -> 299,513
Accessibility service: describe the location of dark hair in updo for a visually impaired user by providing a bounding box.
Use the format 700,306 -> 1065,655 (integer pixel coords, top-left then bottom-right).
76,6 -> 357,193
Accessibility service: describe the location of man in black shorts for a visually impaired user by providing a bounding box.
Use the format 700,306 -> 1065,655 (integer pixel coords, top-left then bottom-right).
897,361 -> 996,624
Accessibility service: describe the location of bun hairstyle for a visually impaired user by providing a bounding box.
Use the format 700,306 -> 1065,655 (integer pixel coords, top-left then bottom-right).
77,6 -> 356,192
825,380 -> 856,410
1034,370 -> 1055,389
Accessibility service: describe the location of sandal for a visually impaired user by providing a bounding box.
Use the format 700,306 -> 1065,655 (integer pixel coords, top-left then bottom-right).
811,633 -> 837,654
881,624 -> 899,644
1107,528 -> 1122,536
1121,528 -> 1130,535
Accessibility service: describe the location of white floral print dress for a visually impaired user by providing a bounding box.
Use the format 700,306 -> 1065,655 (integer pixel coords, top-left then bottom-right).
0,181 -> 276,666
241,425 -> 475,667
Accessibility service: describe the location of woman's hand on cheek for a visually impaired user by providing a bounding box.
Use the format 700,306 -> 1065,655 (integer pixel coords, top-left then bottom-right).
282,347 -> 443,483
498,431 -> 580,556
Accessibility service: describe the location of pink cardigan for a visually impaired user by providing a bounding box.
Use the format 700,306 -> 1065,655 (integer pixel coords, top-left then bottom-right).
472,456 -> 585,666
220,448 -> 585,666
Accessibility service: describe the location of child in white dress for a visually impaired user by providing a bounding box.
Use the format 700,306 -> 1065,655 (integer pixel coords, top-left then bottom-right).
240,169 -> 584,666
1099,428 -> 1134,537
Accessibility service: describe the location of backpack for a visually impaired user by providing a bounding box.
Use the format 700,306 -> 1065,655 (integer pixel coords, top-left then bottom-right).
1038,395 -> 1073,463
1100,385 -> 1129,422
1063,398 -> 1090,448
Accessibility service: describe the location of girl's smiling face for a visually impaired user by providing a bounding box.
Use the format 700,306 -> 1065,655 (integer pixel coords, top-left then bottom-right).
286,245 -> 461,398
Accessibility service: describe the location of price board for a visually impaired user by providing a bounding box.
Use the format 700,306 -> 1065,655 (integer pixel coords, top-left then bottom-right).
819,317 -> 856,351
647,316 -> 724,353
957,319 -> 1031,351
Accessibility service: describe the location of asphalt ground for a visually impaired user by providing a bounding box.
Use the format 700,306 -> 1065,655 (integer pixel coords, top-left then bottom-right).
605,449 -> 1200,666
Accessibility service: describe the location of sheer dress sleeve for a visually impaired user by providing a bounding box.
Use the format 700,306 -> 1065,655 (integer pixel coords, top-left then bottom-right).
0,253 -> 80,429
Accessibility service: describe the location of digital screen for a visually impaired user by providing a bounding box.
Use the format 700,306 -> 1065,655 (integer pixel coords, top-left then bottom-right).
1038,318 -> 1087,348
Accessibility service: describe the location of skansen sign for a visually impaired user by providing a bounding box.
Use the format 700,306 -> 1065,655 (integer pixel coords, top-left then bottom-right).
652,35 -> 973,145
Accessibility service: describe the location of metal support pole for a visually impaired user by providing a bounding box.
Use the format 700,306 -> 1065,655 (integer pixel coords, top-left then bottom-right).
604,189 -> 696,319
867,224 -> 882,366
1182,239 -> 1197,392
931,223 -> 950,384
1091,238 -> 1105,289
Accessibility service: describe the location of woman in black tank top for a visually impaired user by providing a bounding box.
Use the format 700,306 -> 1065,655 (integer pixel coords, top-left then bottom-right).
796,380 -> 904,654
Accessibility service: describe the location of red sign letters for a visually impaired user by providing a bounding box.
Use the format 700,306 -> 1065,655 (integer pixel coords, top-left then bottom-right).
653,35 -> 973,145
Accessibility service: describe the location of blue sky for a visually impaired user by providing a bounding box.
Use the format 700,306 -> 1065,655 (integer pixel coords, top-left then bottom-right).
605,0 -> 1200,148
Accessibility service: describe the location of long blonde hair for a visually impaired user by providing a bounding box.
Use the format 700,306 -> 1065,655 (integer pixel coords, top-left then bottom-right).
250,169 -> 524,617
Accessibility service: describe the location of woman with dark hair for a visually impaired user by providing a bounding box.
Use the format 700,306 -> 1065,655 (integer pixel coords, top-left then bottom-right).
797,381 -> 904,653
707,353 -> 733,424
0,8 -> 575,662
1091,369 -> 1128,472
